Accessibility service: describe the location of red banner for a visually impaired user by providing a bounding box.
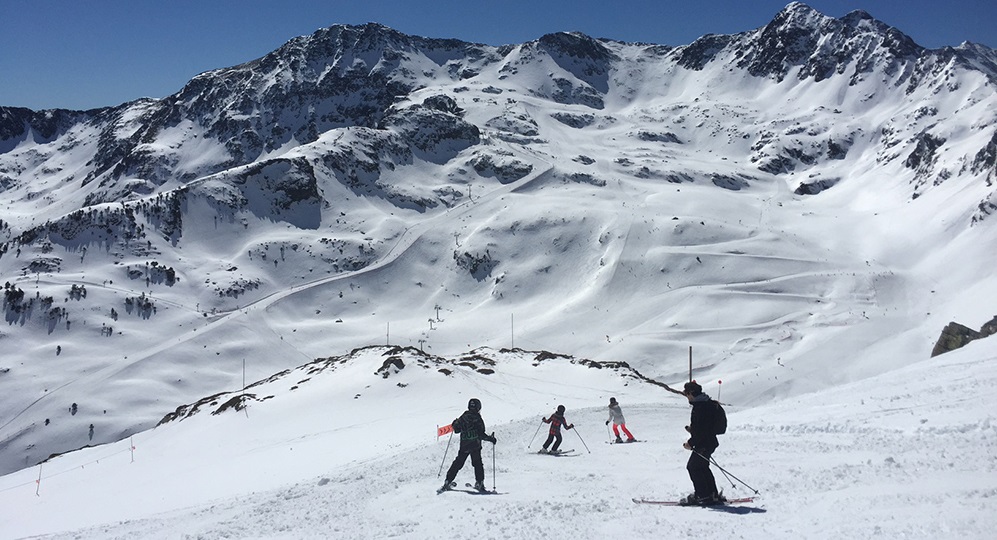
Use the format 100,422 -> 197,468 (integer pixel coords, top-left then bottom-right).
437,424 -> 453,437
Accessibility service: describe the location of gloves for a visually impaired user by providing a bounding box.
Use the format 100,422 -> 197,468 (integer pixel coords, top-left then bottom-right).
568,424 -> 575,430
542,417 -> 548,423
684,425 -> 691,433
605,420 -> 610,426
486,432 -> 497,444
683,441 -> 692,450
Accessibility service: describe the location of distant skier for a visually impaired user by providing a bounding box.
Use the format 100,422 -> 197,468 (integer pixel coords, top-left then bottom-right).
88,423 -> 94,441
440,398 -> 496,493
539,405 -> 574,454
679,381 -> 724,506
605,397 -> 635,443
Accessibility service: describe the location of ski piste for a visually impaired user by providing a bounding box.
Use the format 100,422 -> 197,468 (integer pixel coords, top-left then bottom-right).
632,496 -> 756,506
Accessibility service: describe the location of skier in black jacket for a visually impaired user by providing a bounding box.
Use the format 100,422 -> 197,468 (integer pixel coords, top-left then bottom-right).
680,381 -> 723,506
441,398 -> 497,492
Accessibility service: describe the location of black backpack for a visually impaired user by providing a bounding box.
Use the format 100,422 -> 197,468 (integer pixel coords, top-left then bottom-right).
713,400 -> 727,435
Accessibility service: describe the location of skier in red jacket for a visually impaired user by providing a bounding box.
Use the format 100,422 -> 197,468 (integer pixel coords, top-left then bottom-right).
539,405 -> 574,454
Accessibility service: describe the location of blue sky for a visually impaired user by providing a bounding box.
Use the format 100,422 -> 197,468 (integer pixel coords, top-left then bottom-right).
2,0 -> 994,111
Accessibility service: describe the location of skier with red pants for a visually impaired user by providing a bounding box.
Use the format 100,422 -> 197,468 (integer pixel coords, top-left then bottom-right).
606,397 -> 635,443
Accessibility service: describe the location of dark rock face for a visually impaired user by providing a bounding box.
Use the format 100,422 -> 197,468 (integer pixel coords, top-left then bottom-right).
982,316 -> 997,337
795,178 -> 840,195
381,99 -> 480,161
973,131 -> 997,185
467,151 -> 533,184
905,132 -> 946,170
0,107 -> 86,144
931,317 -> 997,357
550,112 -> 596,128
676,34 -> 736,70
906,132 -> 948,195
536,31 -> 617,93
711,174 -> 751,191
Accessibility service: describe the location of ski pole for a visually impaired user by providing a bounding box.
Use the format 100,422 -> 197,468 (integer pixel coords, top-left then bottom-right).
709,455 -> 757,493
712,459 -> 737,488
607,423 -> 613,442
492,440 -> 497,490
689,444 -> 735,488
437,431 -> 454,478
694,449 -> 760,494
527,418 -> 544,449
572,426 -> 591,453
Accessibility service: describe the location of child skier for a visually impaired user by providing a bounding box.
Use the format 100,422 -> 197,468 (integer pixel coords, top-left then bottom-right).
605,397 -> 635,443
539,405 -> 574,454
441,398 -> 497,493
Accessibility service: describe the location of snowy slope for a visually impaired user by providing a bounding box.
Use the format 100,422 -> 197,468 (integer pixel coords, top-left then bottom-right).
1,340 -> 994,538
1,3 -> 997,537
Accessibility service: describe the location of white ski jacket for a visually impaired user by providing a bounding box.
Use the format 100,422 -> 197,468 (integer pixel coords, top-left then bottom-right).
607,403 -> 626,424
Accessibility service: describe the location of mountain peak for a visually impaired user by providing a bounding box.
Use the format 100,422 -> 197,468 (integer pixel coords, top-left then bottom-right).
536,31 -> 615,62
727,2 -> 924,81
841,8 -> 875,23
777,1 -> 826,23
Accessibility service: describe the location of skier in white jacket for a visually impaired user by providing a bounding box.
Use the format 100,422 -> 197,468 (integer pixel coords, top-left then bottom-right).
606,397 -> 635,443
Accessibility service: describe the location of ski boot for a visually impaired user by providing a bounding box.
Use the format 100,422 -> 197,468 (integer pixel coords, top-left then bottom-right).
705,492 -> 727,506
437,481 -> 454,494
677,493 -> 699,506
678,493 -> 716,506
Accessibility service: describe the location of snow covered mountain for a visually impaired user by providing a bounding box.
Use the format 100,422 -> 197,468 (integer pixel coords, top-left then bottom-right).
1,4 -> 996,534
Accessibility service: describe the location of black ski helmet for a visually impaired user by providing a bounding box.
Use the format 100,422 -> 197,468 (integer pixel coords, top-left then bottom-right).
468,398 -> 481,412
557,404 -> 565,414
609,397 -> 617,405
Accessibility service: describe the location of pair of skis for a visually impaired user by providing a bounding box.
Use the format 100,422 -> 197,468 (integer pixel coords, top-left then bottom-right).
632,496 -> 756,506
437,482 -> 500,495
536,448 -> 577,456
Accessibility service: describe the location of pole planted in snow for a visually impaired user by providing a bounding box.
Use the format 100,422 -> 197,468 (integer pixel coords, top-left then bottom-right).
438,431 -> 454,478
688,346 -> 693,382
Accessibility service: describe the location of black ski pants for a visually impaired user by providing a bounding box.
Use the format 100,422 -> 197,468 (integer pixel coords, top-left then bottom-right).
542,431 -> 563,451
445,441 -> 484,484
687,445 -> 719,498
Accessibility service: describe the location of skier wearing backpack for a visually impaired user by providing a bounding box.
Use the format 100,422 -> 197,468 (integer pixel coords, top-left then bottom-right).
679,381 -> 725,506
539,405 -> 574,454
605,397 -> 635,443
441,398 -> 497,493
